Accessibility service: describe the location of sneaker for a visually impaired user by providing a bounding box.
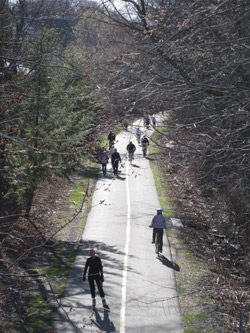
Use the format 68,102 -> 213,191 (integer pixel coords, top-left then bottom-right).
102,300 -> 109,310
152,241 -> 155,244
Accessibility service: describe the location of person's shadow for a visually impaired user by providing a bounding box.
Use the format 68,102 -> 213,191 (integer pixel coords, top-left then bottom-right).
157,255 -> 180,271
91,309 -> 116,332
131,163 -> 140,168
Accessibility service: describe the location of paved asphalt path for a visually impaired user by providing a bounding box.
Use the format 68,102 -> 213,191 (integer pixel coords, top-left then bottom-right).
54,117 -> 184,332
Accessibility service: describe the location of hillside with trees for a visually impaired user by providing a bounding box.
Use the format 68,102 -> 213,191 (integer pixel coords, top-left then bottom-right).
0,0 -> 249,332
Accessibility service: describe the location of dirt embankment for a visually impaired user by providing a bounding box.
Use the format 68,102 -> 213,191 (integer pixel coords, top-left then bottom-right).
0,170 -> 96,332
151,132 -> 250,333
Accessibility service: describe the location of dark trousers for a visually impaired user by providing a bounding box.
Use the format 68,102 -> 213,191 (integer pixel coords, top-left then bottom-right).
113,161 -> 119,175
153,228 -> 164,250
101,163 -> 107,175
88,275 -> 105,299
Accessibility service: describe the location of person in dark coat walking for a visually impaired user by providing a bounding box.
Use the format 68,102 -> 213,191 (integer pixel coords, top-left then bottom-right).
107,131 -> 115,149
111,148 -> 121,176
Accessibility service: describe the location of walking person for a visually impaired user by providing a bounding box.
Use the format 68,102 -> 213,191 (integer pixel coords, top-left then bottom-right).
124,120 -> 128,131
149,208 -> 167,253
98,150 -> 109,176
83,249 -> 109,310
135,127 -> 141,143
152,116 -> 156,127
126,141 -> 136,160
107,131 -> 115,149
111,148 -> 121,176
141,135 -> 149,157
144,115 -> 150,128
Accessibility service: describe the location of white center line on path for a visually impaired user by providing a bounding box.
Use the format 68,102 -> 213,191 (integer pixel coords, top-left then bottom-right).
120,160 -> 131,333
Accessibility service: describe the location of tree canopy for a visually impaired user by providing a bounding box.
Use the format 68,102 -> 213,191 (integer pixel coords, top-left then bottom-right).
0,0 -> 104,214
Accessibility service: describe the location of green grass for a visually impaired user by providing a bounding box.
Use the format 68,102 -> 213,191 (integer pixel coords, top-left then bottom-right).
183,313 -> 205,325
41,265 -> 60,276
177,282 -> 186,293
69,183 -> 86,209
199,297 -> 215,305
11,295 -> 54,333
40,248 -> 76,280
182,314 -> 214,333
150,162 -> 175,218
29,295 -> 47,312
184,252 -> 197,260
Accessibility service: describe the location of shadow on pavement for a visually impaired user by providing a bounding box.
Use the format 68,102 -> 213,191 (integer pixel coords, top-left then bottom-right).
91,309 -> 116,332
82,240 -> 125,257
98,172 -> 127,181
157,255 -> 180,271
116,175 -> 126,181
99,173 -> 112,178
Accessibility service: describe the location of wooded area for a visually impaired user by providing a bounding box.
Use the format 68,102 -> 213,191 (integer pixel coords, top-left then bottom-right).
0,0 -> 249,331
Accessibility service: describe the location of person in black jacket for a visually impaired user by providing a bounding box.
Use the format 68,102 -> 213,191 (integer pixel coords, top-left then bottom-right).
83,249 -> 109,310
141,136 -> 149,157
126,141 -> 136,160
107,131 -> 115,149
111,148 -> 121,176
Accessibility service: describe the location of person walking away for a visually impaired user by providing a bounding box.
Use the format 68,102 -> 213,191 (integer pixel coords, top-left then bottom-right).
83,249 -> 109,310
152,116 -> 156,127
126,141 -> 136,160
111,148 -> 121,176
141,136 -> 149,157
107,131 -> 115,149
135,127 -> 141,143
149,208 -> 167,253
98,151 -> 109,176
144,115 -> 150,128
124,120 -> 128,131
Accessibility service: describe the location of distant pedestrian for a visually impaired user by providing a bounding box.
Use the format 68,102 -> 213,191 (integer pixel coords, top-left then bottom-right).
98,151 -> 109,176
107,131 -> 115,149
83,249 -> 109,310
111,148 -> 121,176
144,115 -> 150,128
135,127 -> 141,143
141,135 -> 149,157
124,120 -> 128,131
152,116 -> 156,127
